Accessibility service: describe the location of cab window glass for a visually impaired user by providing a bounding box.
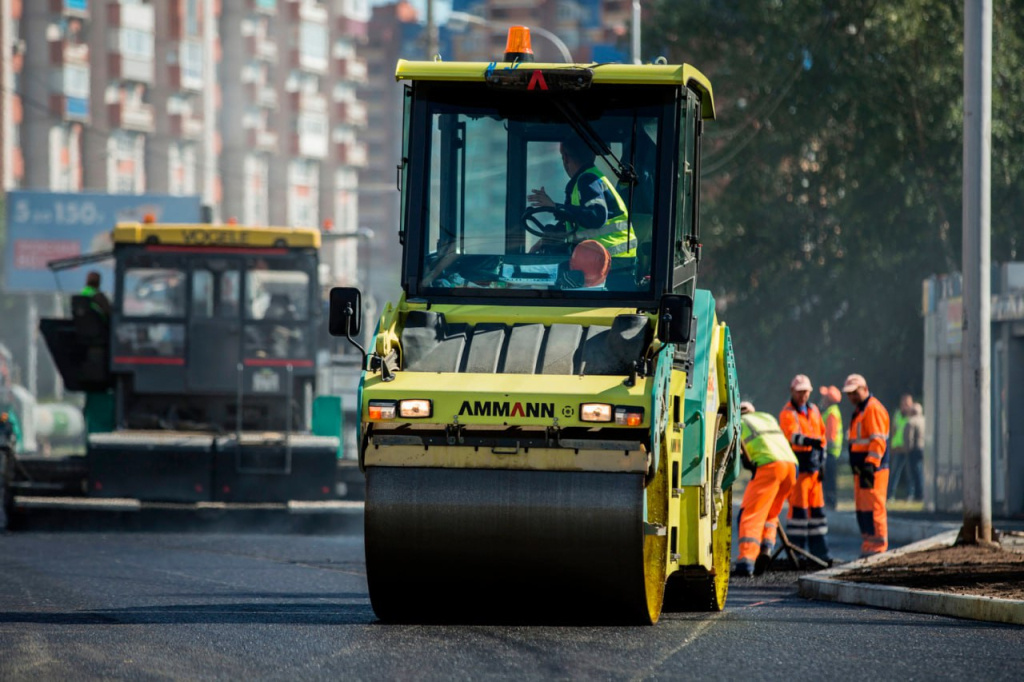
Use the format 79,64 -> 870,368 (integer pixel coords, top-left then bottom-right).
246,266 -> 310,320
414,83 -> 669,296
192,267 -> 241,318
122,268 -> 187,317
115,322 -> 186,357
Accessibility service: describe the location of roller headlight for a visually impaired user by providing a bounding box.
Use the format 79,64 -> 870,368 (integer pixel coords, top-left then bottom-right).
580,403 -> 613,423
399,399 -> 432,418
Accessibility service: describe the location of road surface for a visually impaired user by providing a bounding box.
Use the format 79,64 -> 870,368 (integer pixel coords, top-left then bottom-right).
1,521 -> 1020,680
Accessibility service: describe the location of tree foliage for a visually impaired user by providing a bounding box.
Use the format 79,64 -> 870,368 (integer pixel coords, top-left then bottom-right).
648,0 -> 1024,408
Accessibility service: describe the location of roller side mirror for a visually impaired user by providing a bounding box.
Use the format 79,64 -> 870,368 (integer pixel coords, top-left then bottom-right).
657,294 -> 693,345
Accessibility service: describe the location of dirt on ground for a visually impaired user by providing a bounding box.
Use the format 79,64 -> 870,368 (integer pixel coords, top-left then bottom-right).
841,532 -> 1024,600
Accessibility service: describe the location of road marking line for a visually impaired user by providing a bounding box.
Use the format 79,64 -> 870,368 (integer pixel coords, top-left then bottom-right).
630,614 -> 722,682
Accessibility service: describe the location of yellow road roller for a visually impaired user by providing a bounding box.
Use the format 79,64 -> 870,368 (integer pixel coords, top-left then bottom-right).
331,27 -> 741,624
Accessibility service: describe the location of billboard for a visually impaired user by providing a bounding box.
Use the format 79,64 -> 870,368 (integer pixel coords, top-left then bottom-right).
3,191 -> 202,293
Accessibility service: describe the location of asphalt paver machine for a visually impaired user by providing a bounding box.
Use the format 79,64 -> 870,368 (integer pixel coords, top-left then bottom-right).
2,221 -> 344,527
331,28 -> 742,624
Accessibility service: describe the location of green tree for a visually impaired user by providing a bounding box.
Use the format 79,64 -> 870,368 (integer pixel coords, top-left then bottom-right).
648,0 -> 1024,409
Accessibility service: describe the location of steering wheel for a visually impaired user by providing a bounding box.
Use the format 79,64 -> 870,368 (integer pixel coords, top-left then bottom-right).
521,206 -> 579,240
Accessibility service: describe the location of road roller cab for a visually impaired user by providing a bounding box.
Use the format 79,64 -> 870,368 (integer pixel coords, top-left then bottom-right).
331,29 -> 741,624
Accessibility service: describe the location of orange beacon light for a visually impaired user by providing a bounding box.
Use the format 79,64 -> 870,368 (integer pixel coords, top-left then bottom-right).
503,26 -> 535,63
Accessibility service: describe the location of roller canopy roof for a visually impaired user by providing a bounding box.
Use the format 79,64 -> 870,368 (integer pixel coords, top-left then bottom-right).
395,60 -> 716,120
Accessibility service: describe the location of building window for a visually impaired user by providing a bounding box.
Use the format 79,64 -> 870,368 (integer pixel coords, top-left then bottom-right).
49,125 -> 81,191
299,21 -> 328,69
287,158 -> 319,228
185,0 -> 200,37
244,154 -> 269,226
108,130 -> 145,193
181,40 -> 204,85
297,112 -> 326,138
63,64 -> 90,98
169,142 -> 197,196
119,28 -> 154,60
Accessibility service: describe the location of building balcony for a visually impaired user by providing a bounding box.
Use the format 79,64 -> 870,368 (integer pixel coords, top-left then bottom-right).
108,101 -> 155,133
336,16 -> 369,41
287,0 -> 327,23
50,94 -> 89,122
108,54 -> 155,84
291,133 -> 328,160
335,140 -> 368,168
170,112 -> 203,140
168,64 -> 204,92
335,100 -> 368,127
335,57 -> 368,84
290,91 -> 327,114
244,35 -> 279,63
50,40 -> 90,65
289,48 -> 328,75
243,81 -> 278,109
246,128 -> 279,152
108,1 -> 155,30
50,0 -> 89,18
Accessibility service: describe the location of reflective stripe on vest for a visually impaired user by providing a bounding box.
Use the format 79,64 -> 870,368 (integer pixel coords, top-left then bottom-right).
782,402 -> 820,449
570,167 -> 635,257
741,412 -> 798,466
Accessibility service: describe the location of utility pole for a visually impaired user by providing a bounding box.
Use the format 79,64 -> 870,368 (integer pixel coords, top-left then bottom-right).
424,0 -> 439,59
631,1 -> 641,64
961,0 -> 992,544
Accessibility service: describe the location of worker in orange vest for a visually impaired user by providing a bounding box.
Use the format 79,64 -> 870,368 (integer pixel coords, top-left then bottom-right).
734,401 -> 798,577
843,373 -> 891,556
779,374 -> 833,564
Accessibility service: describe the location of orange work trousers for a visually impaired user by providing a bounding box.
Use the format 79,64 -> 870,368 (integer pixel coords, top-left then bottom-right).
855,468 -> 889,555
737,461 -> 797,564
787,471 -> 831,561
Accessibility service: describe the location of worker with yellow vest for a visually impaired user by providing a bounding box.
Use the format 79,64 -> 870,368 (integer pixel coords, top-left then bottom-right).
527,136 -> 635,269
888,393 -> 913,500
843,373 -> 891,556
819,385 -> 844,509
734,401 -> 798,577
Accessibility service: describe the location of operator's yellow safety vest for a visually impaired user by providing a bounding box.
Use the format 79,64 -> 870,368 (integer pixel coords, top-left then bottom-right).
569,166 -> 635,257
740,412 -> 798,468
891,409 -> 908,449
823,403 -> 843,458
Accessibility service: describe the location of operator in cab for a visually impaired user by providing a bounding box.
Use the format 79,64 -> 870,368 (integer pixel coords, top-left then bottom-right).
81,270 -> 112,320
527,136 -> 636,286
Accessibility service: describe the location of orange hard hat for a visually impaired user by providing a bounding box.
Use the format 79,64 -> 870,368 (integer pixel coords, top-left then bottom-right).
819,385 -> 842,403
569,240 -> 610,287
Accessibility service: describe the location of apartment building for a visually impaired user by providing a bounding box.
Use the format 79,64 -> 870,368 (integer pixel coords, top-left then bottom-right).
0,0 -> 25,190
5,0 -> 370,287
447,0 -> 630,63
219,0 -> 368,284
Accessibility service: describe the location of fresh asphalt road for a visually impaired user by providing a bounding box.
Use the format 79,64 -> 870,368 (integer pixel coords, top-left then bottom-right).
1,519 -> 1021,681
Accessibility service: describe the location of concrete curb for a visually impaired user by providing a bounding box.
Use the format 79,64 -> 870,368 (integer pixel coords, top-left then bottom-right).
825,510 -> 959,545
798,530 -> 1024,626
